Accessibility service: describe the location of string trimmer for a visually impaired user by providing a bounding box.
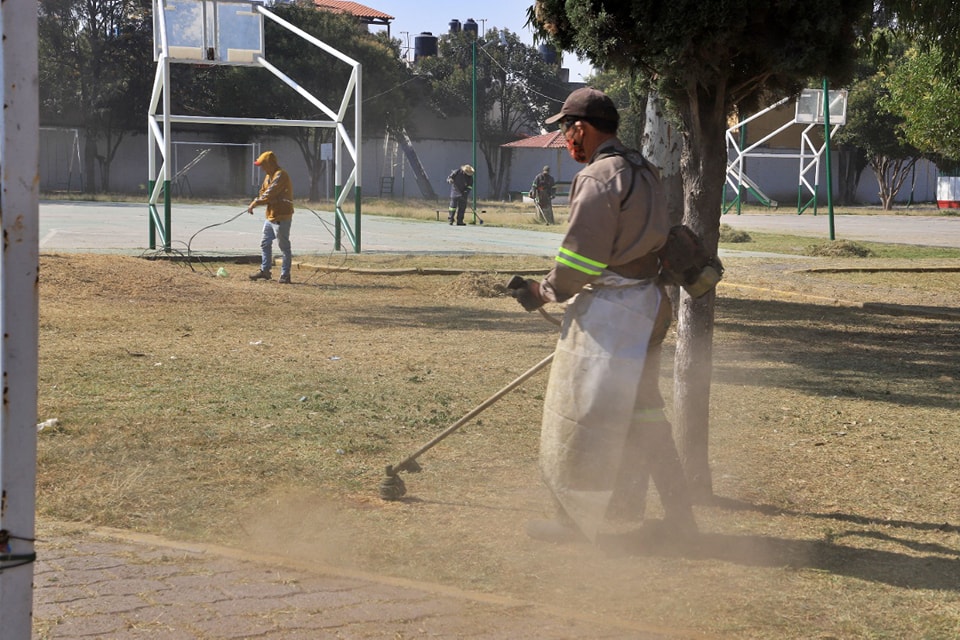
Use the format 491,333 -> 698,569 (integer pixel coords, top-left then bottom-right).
378,351 -> 554,500
379,279 -> 560,500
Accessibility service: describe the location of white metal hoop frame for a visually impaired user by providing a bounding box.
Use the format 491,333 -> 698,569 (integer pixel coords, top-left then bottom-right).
148,0 -> 363,252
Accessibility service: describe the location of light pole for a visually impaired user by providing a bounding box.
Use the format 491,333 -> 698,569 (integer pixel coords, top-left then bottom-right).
822,77 -> 836,240
470,27 -> 501,225
471,37 -> 478,223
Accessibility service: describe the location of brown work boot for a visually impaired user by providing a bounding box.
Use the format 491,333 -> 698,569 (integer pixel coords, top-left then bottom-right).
278,273 -> 291,284
249,269 -> 271,281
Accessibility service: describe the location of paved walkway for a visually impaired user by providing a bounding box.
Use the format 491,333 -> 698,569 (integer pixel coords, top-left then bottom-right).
718,210 -> 960,248
38,202 -> 564,257
33,522 -> 681,639
38,201 -> 960,256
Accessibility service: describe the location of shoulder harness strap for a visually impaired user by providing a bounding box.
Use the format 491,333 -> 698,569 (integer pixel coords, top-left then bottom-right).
592,147 -> 651,205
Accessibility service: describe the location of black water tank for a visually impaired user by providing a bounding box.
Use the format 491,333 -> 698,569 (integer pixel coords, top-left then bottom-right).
463,18 -> 479,37
449,19 -> 461,34
414,32 -> 438,61
539,43 -> 558,65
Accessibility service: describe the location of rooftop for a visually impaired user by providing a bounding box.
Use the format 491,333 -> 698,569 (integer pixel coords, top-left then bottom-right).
501,130 -> 566,149
311,0 -> 394,32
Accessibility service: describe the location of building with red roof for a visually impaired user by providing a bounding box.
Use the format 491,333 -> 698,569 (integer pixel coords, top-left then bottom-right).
311,0 -> 394,35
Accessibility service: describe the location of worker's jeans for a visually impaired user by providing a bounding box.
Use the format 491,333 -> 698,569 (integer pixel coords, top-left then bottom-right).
260,218 -> 292,276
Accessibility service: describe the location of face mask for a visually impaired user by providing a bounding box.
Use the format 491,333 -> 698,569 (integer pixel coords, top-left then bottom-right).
565,131 -> 588,163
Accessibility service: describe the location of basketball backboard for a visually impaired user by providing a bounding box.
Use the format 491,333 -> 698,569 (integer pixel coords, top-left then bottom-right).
154,0 -> 264,65
795,88 -> 848,125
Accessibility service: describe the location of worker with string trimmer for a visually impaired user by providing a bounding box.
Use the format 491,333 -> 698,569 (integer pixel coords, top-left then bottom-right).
530,165 -> 556,225
509,87 -> 719,546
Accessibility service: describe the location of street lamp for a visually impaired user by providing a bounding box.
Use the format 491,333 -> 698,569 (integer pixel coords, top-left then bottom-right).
471,37 -> 478,223
470,28 -> 502,225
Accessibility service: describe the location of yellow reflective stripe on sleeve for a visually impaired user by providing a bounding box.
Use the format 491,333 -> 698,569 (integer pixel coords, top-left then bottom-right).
633,407 -> 666,423
555,247 -> 606,276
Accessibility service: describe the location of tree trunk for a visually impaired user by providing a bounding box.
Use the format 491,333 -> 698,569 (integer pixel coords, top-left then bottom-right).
309,162 -> 322,202
98,130 -> 126,194
673,85 -> 727,502
99,156 -> 110,193
492,145 -> 511,201
309,131 -> 323,202
288,129 -> 322,202
641,91 -> 683,226
641,91 -> 684,312
873,156 -> 893,210
835,144 -> 866,205
872,156 -> 917,211
479,140 -> 501,200
83,131 -> 98,194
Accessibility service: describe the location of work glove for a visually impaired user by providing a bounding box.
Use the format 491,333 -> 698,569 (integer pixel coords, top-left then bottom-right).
507,276 -> 545,312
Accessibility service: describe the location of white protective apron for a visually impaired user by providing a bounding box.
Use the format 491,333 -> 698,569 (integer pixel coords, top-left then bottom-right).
539,272 -> 660,542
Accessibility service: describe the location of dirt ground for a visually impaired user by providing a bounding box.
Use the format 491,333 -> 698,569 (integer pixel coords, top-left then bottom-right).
34,252 -> 960,639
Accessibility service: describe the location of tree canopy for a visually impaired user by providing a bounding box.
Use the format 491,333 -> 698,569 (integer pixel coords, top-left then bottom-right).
833,30 -> 922,209
838,72 -> 921,209
530,1 -> 872,119
885,45 -> 960,169
881,0 -> 960,72
39,0 -> 154,192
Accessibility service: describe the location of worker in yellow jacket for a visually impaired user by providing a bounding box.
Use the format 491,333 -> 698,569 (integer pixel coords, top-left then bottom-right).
247,151 -> 294,284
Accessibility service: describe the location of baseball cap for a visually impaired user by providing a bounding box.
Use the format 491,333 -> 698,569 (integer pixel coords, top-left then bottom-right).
462,164 -> 475,175
545,87 -> 619,127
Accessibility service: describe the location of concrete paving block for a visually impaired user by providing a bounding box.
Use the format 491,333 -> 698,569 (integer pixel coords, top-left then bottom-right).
38,612 -> 128,637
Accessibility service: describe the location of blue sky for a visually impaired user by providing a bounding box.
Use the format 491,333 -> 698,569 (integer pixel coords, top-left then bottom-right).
365,0 -> 596,82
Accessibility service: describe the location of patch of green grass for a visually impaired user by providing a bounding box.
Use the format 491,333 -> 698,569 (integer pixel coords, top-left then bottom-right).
721,230 -> 960,259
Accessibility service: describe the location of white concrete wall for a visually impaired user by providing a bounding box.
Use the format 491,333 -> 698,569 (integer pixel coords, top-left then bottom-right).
39,128 -> 941,207
39,128 -> 570,203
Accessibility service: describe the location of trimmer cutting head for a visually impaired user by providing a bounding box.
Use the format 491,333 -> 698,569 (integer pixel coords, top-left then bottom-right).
379,461 -> 421,501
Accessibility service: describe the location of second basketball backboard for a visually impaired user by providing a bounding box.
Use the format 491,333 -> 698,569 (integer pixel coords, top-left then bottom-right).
795,88 -> 848,125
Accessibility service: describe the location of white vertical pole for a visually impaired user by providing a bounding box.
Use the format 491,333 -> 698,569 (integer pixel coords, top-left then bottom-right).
354,64 -> 362,191
354,63 -> 362,249
0,0 -> 40,637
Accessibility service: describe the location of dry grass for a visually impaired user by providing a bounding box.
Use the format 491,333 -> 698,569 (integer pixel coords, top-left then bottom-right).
36,252 -> 960,639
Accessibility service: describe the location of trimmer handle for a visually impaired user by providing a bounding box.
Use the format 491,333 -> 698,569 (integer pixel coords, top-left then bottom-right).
507,275 -> 526,290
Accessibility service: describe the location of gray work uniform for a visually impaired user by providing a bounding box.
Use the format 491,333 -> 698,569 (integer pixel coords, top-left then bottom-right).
536,138 -> 694,539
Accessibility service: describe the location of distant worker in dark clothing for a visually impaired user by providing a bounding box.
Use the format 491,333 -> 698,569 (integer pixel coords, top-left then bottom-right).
531,165 -> 556,225
447,164 -> 474,225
